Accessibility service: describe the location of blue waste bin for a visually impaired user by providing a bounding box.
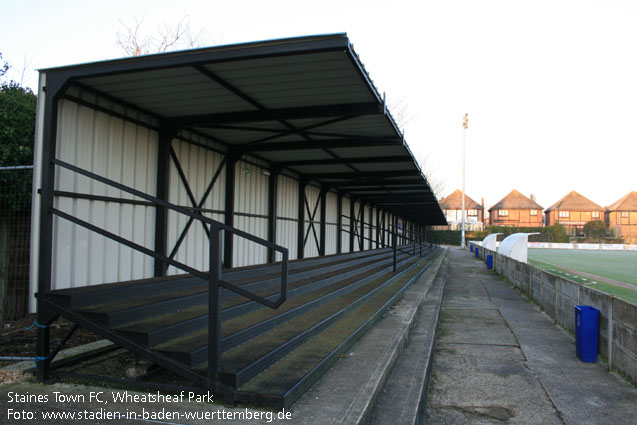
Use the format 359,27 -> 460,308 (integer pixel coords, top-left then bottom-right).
486,254 -> 493,270
470,245 -> 474,252
474,247 -> 479,257
575,305 -> 599,363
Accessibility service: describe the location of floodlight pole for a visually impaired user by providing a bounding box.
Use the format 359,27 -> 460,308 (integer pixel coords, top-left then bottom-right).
461,113 -> 468,249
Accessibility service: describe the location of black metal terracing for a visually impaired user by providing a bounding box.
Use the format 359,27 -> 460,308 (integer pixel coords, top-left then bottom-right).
43,244 -> 438,408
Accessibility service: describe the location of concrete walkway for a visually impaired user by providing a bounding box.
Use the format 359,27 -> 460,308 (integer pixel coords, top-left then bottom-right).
426,247 -> 637,425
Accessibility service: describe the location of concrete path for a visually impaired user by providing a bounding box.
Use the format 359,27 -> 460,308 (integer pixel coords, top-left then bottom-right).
426,247 -> 637,425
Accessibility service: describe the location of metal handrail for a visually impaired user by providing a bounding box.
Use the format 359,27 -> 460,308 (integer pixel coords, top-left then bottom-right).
51,158 -> 288,383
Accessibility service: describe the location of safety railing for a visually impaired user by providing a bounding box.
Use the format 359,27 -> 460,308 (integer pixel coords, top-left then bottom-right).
49,159 -> 288,384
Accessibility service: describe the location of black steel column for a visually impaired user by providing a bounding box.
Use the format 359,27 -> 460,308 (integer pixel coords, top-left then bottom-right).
368,205 -> 373,250
297,179 -> 307,260
208,228 -> 222,381
412,221 -> 416,254
382,210 -> 386,247
392,215 -> 397,272
223,151 -> 239,269
375,208 -> 380,249
267,169 -> 279,263
359,201 -> 365,250
336,192 -> 342,254
36,75 -> 67,382
154,120 -> 179,277
349,197 -> 355,252
319,187 -> 327,256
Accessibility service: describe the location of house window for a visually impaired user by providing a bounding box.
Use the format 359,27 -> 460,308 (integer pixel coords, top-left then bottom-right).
592,211 -> 600,219
530,209 -> 537,216
621,211 -> 629,218
559,211 -> 569,218
498,210 -> 508,216
468,209 -> 477,216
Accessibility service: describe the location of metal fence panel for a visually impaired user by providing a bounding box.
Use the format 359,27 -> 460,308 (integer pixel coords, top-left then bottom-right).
0,167 -> 33,321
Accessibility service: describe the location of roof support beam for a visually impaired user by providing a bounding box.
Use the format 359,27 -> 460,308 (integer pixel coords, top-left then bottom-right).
328,179 -> 423,188
175,102 -> 380,127
242,138 -> 401,152
277,156 -> 411,167
305,170 -> 420,180
244,116 -> 356,145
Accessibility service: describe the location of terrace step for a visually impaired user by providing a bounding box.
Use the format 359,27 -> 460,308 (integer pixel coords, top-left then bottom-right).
115,252 -> 409,348
66,250 -> 395,328
152,252 -> 415,364
44,245 -> 439,410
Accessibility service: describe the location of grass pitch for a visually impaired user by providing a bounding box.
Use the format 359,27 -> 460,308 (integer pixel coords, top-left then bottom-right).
528,248 -> 637,304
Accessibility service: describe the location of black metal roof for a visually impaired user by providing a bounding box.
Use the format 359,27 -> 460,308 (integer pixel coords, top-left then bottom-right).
43,33 -> 446,225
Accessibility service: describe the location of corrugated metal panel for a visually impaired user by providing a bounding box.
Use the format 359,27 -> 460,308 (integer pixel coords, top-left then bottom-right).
276,175 -> 298,261
167,137 -> 225,275
52,99 -> 158,290
233,160 -> 269,267
325,191 -> 338,255
385,212 -> 393,247
81,67 -> 251,117
205,51 -> 373,109
341,197 -> 351,252
369,206 -> 376,248
304,185 -> 321,258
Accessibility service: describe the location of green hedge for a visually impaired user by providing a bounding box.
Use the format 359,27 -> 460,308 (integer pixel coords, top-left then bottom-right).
427,230 -> 462,246
431,223 -> 626,245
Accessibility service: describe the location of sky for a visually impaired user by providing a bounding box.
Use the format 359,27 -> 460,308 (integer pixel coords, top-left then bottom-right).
1,0 -> 635,211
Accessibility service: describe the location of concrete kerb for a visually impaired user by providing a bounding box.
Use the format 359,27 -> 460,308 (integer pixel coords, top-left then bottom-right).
368,250 -> 448,425
292,248 -> 448,425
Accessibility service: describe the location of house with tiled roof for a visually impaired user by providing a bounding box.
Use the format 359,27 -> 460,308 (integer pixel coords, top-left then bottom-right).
488,190 -> 543,227
438,189 -> 484,230
605,191 -> 637,243
544,191 -> 604,236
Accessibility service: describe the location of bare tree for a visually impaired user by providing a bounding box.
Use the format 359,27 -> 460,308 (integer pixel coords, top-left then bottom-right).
387,97 -> 417,130
116,15 -> 209,56
417,154 -> 446,200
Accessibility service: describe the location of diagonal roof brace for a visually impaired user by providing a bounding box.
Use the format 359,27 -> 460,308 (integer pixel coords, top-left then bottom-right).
174,102 -> 381,127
